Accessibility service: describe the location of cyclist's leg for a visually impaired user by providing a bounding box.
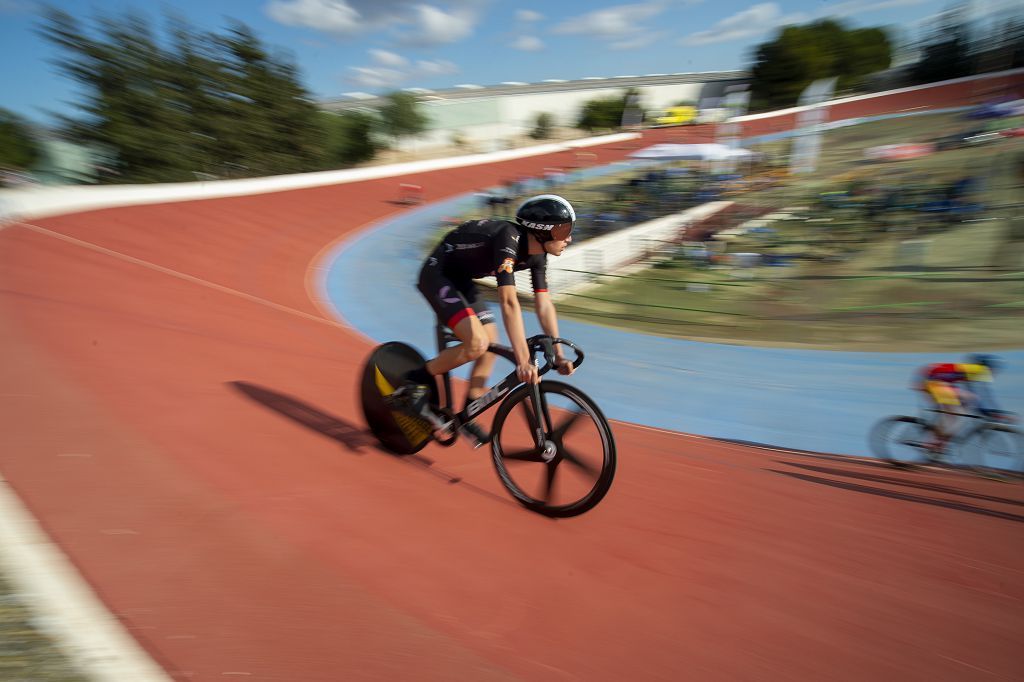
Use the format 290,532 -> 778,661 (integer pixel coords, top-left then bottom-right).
415,262 -> 490,380
926,380 -> 959,451
426,314 -> 489,376
463,283 -> 499,402
467,319 -> 499,400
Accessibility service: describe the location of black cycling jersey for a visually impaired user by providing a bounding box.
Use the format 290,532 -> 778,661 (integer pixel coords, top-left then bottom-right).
433,218 -> 548,290
417,219 -> 548,329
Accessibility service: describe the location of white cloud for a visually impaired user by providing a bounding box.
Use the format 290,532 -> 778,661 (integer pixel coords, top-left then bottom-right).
415,59 -> 458,76
554,2 -> 667,39
680,3 -> 805,46
266,0 -> 362,36
370,49 -> 408,67
266,0 -> 482,45
347,66 -> 406,89
345,53 -> 459,89
511,35 -> 544,51
397,4 -> 478,46
516,9 -> 542,22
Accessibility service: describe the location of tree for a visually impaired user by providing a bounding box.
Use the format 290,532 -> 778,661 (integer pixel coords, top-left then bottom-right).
38,7 -> 195,182
37,7 -> 327,182
319,110 -> 378,167
0,109 -> 41,170
576,89 -> 638,132
529,112 -> 554,140
911,6 -> 971,85
215,22 -> 326,176
377,92 -> 428,146
749,20 -> 892,111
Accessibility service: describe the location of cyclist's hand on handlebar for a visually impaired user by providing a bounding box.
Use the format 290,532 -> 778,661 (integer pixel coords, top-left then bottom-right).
517,362 -> 540,385
555,357 -> 575,376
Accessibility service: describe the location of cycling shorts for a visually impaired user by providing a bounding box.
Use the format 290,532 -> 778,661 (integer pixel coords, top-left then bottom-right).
418,251 -> 496,330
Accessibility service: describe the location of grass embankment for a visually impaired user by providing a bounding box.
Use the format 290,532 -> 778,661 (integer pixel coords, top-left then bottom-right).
0,573 -> 86,681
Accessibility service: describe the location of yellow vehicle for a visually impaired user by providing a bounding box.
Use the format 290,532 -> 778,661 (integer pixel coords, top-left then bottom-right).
653,105 -> 696,127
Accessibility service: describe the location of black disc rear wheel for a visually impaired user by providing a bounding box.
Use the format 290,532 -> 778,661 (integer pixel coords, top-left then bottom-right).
490,380 -> 616,517
360,342 -> 436,455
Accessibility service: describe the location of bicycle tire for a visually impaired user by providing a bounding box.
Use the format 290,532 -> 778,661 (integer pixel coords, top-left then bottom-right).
959,423 -> 1024,477
869,416 -> 934,466
490,380 -> 616,517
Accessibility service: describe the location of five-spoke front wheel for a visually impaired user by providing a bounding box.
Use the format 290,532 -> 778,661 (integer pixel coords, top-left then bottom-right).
490,380 -> 616,517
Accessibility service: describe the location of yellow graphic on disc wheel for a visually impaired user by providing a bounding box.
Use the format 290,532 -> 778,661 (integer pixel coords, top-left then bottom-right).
374,364 -> 431,444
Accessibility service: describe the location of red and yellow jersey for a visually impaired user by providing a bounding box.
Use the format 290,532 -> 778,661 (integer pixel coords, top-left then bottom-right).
918,362 -> 1004,412
922,363 -> 993,385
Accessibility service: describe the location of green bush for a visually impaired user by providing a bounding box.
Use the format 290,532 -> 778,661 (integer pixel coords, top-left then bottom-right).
530,112 -> 554,140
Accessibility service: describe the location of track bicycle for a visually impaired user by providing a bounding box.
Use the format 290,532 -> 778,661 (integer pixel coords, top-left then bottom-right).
360,325 -> 617,516
869,407 -> 1023,476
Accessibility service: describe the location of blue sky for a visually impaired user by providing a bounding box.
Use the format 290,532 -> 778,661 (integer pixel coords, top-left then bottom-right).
1,0 -> 1017,123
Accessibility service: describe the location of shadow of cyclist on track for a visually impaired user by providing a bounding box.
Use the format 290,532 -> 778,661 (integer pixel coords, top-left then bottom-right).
777,460 -> 1024,508
767,468 -> 1024,524
227,381 -> 522,509
228,381 -> 379,453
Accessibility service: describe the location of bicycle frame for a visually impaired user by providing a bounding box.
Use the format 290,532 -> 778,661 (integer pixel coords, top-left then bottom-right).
433,324 -> 576,444
919,406 -> 987,438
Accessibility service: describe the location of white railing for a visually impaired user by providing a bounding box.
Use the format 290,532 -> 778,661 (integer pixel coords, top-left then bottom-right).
508,201 -> 734,298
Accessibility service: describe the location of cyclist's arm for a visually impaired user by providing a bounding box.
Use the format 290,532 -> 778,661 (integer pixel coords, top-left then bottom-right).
534,291 -> 564,359
969,380 -> 1003,415
535,291 -> 574,376
498,284 -> 532,367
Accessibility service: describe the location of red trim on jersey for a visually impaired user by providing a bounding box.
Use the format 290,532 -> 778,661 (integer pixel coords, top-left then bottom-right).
446,307 -> 475,329
534,288 -> 548,293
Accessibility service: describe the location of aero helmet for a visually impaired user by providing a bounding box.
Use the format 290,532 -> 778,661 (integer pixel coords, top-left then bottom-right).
967,353 -> 1002,374
515,194 -> 576,242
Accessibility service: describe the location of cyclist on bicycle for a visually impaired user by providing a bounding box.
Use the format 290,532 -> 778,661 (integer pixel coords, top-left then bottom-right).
916,353 -> 1013,453
394,194 -> 578,445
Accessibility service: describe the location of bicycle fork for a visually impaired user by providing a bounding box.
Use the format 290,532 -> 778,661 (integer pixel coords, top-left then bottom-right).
528,379 -> 557,463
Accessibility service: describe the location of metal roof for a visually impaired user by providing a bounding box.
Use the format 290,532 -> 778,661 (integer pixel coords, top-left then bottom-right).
319,71 -> 748,111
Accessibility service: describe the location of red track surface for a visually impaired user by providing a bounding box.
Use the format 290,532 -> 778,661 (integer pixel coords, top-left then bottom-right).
2,79 -> 1023,681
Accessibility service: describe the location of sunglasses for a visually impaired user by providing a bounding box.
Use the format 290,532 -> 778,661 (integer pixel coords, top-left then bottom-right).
549,222 -> 573,241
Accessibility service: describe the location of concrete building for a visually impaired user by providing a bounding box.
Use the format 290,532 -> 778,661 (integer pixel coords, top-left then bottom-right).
319,72 -> 749,152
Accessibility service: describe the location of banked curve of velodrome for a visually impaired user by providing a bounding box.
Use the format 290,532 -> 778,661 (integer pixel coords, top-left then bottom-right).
317,163 -> 1023,463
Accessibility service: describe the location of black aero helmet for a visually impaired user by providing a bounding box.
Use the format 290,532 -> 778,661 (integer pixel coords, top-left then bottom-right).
515,194 -> 576,242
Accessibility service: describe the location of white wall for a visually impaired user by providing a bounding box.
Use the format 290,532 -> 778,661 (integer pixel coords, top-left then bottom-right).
503,201 -> 734,298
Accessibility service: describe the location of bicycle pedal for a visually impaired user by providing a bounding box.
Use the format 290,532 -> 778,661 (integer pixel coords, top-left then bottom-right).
458,422 -> 490,449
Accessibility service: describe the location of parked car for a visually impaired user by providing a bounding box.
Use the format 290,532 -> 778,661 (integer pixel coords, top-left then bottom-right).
652,105 -> 697,127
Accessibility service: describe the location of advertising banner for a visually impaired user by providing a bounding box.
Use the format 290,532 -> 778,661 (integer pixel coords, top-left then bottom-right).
790,77 -> 837,174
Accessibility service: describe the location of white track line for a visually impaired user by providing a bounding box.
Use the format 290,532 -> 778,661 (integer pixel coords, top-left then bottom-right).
17,221 -> 348,330
0,475 -> 172,681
